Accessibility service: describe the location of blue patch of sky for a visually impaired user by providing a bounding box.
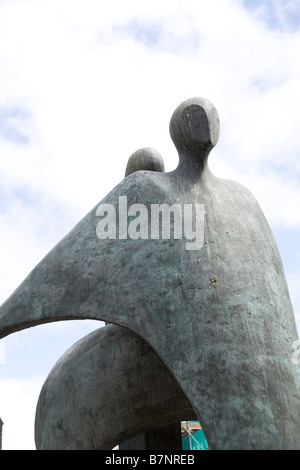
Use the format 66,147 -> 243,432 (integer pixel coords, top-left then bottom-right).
255,156 -> 300,185
272,226 -> 300,275
0,184 -> 37,214
243,0 -> 300,32
250,71 -> 288,94
0,184 -> 75,237
113,19 -> 163,48
129,20 -> 162,47
0,106 -> 31,145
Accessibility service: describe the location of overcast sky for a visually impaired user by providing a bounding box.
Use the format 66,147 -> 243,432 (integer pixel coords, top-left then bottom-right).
0,0 -> 300,450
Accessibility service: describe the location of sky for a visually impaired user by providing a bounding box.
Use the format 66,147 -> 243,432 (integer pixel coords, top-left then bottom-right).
0,0 -> 300,450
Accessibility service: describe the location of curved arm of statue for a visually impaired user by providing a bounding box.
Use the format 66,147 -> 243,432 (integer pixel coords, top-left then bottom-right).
1,97 -> 300,449
35,324 -> 196,450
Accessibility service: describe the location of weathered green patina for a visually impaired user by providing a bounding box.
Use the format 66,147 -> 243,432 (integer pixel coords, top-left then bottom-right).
0,98 -> 299,449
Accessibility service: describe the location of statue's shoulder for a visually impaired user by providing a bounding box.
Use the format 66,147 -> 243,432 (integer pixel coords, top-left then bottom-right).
121,170 -> 171,204
217,176 -> 260,207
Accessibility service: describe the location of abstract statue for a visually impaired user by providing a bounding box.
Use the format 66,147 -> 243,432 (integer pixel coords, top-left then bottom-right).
0,97 -> 299,450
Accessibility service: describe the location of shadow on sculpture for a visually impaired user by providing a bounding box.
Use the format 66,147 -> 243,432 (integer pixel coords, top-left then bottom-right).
0,97 -> 300,449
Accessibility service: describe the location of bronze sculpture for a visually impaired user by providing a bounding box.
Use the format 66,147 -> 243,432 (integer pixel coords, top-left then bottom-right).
0,97 -> 299,449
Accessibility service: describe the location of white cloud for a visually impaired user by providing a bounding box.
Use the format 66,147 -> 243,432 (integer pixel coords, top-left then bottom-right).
0,342 -> 5,365
286,273 -> 300,333
0,375 -> 45,450
0,319 -> 101,449
0,0 -> 299,220
0,0 -> 300,450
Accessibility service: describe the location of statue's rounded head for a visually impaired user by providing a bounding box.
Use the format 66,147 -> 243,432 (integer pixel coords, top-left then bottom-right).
125,147 -> 165,177
169,97 -> 220,156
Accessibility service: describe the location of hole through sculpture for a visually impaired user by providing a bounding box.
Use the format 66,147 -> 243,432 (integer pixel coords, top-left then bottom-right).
0,97 -> 300,450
